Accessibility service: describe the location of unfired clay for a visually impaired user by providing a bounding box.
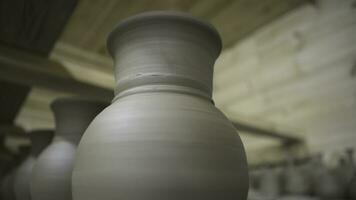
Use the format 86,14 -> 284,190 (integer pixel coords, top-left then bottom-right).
72,11 -> 249,200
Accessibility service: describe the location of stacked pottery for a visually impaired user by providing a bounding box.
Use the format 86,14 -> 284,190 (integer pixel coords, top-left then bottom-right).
259,167 -> 281,199
249,169 -> 263,191
1,173 -> 16,200
283,159 -> 312,196
1,146 -> 30,200
31,98 -> 107,200
72,11 -> 249,200
248,188 -> 264,200
346,149 -> 356,199
330,151 -> 354,199
312,154 -> 344,199
277,196 -> 319,200
0,134 -> 13,179
13,130 -> 53,200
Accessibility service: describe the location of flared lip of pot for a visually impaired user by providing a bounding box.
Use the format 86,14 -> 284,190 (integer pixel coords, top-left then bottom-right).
107,11 -> 223,57
50,97 -> 109,112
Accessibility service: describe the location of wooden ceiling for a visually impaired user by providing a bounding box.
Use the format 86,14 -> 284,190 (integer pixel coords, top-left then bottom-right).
59,0 -> 306,55
1,0 -> 315,162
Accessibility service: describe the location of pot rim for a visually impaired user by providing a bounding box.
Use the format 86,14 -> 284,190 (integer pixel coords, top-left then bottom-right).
107,11 -> 222,57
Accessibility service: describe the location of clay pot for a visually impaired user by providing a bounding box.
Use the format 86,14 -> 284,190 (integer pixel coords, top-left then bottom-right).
346,149 -> 356,199
0,135 -> 14,180
30,98 -> 107,200
72,11 -> 249,200
258,167 -> 281,199
249,169 -> 263,190
276,195 -> 319,200
349,173 -> 356,199
247,188 -> 265,200
13,130 -> 53,200
1,146 -> 30,200
312,155 -> 344,199
283,161 -> 312,195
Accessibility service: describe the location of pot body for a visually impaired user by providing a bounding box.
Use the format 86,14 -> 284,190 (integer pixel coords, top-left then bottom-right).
31,98 -> 107,200
1,146 -> 30,200
13,157 -> 36,200
31,139 -> 76,200
13,131 -> 53,200
1,173 -> 16,200
73,92 -> 248,200
283,165 -> 312,195
313,168 -> 344,199
72,11 -> 249,200
349,175 -> 356,199
259,168 -> 281,199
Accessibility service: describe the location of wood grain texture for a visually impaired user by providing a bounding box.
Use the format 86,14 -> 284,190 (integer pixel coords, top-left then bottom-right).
0,0 -> 78,56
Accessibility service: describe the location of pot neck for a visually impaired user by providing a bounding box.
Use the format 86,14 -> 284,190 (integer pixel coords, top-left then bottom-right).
108,11 -> 221,102
51,98 -> 107,145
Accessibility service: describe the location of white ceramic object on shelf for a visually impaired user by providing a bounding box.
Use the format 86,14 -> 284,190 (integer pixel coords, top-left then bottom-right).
30,98 -> 107,200
13,130 -> 53,200
346,149 -> 356,199
0,146 -> 30,200
312,155 -> 344,199
72,11 -> 249,200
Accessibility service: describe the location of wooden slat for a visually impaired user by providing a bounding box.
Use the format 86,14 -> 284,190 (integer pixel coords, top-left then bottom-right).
233,121 -> 302,145
0,45 -> 113,101
0,0 -> 78,56
0,80 -> 30,124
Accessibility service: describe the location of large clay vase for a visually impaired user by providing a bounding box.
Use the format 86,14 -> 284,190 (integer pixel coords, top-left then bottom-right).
30,98 -> 107,200
13,130 -> 53,200
72,11 -> 249,200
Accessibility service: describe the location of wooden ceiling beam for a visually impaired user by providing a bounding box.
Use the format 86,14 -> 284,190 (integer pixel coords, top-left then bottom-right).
233,121 -> 302,145
0,0 -> 78,56
0,124 -> 26,137
0,80 -> 30,124
0,46 -> 113,101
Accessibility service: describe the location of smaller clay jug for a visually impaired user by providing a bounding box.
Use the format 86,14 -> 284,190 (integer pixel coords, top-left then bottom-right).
247,188 -> 265,200
312,154 -> 344,199
283,159 -> 312,195
1,146 -> 30,200
31,98 -> 107,200
259,167 -> 282,199
249,169 -> 263,190
0,134 -> 12,172
13,130 -> 53,200
346,149 -> 356,199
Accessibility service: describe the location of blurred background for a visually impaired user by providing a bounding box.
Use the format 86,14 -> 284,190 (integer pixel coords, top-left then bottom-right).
0,0 -> 355,199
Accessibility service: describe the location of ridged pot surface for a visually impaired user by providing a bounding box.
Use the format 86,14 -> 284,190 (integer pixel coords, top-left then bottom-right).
31,98 -> 107,200
72,11 -> 249,200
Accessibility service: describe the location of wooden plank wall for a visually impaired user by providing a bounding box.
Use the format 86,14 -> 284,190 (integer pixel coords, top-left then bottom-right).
213,0 -> 356,163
